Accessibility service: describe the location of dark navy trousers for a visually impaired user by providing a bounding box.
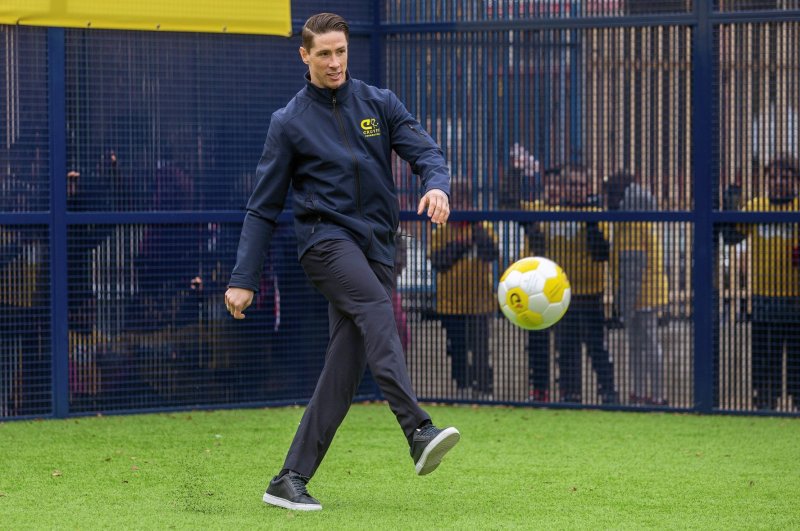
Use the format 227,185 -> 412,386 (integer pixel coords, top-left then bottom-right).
282,239 -> 430,478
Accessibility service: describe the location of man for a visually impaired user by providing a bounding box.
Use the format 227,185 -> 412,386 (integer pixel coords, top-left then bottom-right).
605,170 -> 669,406
722,154 -> 800,410
429,180 -> 499,399
506,146 -> 550,402
517,160 -> 616,404
0,227 -> 45,416
224,13 -> 460,511
506,145 -> 619,404
548,164 -> 615,404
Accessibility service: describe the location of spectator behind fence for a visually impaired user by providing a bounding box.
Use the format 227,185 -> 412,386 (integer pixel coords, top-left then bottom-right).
66,149 -> 124,211
66,153 -> 142,405
506,145 -> 551,402
605,170 -> 669,406
223,13 -> 460,511
0,227 -> 45,416
722,154 -> 800,411
271,222 -> 328,398
503,142 -> 542,205
429,180 -> 499,399
518,158 -> 617,404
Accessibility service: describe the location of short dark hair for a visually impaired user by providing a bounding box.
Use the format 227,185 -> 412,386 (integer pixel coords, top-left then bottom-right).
605,169 -> 635,191
545,163 -> 590,182
604,169 -> 635,208
302,13 -> 350,51
766,153 -> 799,179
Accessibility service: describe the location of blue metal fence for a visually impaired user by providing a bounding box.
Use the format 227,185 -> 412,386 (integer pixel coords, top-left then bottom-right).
1,1 -> 799,419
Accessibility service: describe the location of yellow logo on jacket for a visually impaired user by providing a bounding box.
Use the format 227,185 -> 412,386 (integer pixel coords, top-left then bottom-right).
360,118 -> 381,138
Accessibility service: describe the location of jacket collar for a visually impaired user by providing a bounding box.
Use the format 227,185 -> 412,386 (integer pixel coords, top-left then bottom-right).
304,71 -> 353,103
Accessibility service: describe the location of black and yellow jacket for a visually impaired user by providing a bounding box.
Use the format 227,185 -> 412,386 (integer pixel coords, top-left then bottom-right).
429,221 -> 499,315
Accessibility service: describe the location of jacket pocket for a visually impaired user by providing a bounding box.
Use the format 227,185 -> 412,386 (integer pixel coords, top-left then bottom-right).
407,124 -> 427,138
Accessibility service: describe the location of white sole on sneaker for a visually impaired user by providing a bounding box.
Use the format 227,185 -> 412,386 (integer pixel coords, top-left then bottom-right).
262,492 -> 322,511
415,427 -> 461,475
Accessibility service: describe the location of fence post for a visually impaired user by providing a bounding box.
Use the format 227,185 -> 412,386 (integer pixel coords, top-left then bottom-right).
371,0 -> 383,87
48,27 -> 69,418
692,1 -> 715,413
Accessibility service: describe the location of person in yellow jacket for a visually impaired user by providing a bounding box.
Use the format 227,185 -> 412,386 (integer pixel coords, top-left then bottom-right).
722,154 -> 800,410
508,144 -> 549,401
520,164 -> 616,404
605,170 -> 669,406
429,185 -> 499,398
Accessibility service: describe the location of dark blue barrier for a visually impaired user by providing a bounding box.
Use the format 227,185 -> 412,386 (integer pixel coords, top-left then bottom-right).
1,1 -> 799,418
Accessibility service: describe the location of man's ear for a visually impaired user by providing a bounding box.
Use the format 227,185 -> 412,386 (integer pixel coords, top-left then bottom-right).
299,46 -> 310,65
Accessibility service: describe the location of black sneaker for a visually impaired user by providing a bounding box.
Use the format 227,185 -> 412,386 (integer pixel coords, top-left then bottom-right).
262,472 -> 322,511
410,425 -> 460,476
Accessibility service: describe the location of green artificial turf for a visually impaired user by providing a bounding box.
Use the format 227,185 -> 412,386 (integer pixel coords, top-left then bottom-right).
1,404 -> 798,529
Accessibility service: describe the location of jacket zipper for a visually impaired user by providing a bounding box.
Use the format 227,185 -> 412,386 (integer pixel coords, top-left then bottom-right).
332,94 -> 363,216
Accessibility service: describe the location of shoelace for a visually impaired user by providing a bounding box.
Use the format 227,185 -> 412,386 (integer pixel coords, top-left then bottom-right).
416,425 -> 439,439
288,474 -> 311,496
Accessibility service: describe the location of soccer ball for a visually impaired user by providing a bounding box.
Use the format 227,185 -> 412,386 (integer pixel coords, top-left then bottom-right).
497,256 -> 571,330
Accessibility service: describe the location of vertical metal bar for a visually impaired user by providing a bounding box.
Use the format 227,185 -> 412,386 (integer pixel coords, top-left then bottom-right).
371,0 -> 384,401
48,27 -> 69,418
692,1 -> 715,413
570,26 -> 581,162
371,0 -> 383,88
533,30 -> 540,167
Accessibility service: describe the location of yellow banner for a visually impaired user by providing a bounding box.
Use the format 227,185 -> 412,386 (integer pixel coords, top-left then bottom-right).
0,0 -> 292,36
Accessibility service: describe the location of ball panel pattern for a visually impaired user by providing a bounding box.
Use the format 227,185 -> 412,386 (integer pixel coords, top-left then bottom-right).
497,256 -> 571,331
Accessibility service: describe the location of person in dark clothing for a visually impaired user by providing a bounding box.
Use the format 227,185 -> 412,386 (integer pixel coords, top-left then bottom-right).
429,181 -> 499,399
505,147 -> 616,404
506,147 -> 550,401
0,227 -> 47,417
515,159 -> 616,404
605,170 -> 669,406
544,164 -> 615,404
224,13 -> 460,511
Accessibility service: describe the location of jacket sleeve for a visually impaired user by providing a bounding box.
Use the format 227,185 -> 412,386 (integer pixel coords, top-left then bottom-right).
520,201 -> 546,256
586,220 -> 610,262
721,185 -> 746,245
429,226 -> 469,273
385,91 -> 451,196
228,117 -> 293,292
475,222 -> 500,263
523,224 -> 546,256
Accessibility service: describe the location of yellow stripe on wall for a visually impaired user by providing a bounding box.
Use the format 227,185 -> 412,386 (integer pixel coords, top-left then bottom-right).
0,0 -> 291,36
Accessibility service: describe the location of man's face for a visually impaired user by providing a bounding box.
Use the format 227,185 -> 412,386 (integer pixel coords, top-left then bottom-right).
300,31 -> 348,90
766,162 -> 798,201
562,168 -> 590,205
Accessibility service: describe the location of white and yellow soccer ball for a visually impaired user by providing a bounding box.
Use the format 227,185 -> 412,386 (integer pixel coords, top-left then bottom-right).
497,256 -> 571,330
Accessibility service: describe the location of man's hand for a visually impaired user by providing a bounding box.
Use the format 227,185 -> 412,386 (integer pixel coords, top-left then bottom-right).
417,189 -> 450,224
190,276 -> 203,291
224,287 -> 254,319
510,143 -> 539,177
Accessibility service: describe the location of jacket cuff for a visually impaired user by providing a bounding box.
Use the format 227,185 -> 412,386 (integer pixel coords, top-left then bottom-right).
227,278 -> 260,293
